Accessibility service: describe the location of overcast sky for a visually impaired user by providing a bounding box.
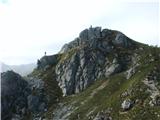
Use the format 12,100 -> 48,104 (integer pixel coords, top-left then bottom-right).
0,0 -> 159,65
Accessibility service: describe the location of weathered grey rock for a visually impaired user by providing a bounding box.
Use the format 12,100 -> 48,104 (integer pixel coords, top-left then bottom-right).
60,27 -> 102,54
27,95 -> 40,113
121,91 -> 129,98
126,65 -> 138,79
88,26 -> 102,39
26,76 -> 48,114
56,51 -> 79,95
79,29 -> 89,40
52,103 -> 76,120
1,71 -> 49,120
101,29 -> 112,38
59,27 -> 135,54
105,64 -> 120,77
1,71 -> 29,120
112,33 -> 131,47
155,96 -> 160,106
56,45 -> 129,96
125,54 -> 140,79
11,114 -> 21,120
37,55 -> 58,69
55,27 -> 136,96
97,40 -> 113,53
121,99 -> 132,111
27,94 -> 47,113
26,77 -> 44,90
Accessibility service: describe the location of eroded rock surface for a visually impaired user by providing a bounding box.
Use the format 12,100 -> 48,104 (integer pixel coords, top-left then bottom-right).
1,71 -> 48,120
1,71 -> 29,120
56,27 -> 136,96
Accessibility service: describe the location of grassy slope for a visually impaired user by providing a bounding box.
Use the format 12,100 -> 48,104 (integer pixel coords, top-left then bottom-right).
44,45 -> 160,120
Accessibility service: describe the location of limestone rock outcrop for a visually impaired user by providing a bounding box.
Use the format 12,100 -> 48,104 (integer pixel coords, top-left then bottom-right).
55,27 -> 137,96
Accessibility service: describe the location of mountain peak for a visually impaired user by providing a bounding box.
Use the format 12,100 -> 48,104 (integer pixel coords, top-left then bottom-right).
49,27 -> 139,96
36,27 -> 141,96
59,26 -> 136,54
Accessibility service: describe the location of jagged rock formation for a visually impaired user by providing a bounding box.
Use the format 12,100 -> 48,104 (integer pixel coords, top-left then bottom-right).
35,27 -> 140,96
34,27 -> 159,120
26,77 -> 48,115
1,71 -> 29,120
1,71 -> 49,120
59,27 -> 133,54
37,55 -> 59,70
49,44 -> 160,120
55,27 -> 137,96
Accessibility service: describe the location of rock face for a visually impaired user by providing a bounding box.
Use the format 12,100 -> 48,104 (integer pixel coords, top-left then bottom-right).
33,27 -> 137,97
59,27 -> 134,54
1,71 -> 29,120
1,71 -> 48,120
37,54 -> 59,70
125,54 -> 140,79
55,27 -> 136,96
26,77 -> 48,114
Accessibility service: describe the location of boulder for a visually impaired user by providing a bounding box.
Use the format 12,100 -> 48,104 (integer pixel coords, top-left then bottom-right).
105,63 -> 121,77
153,95 -> 160,106
121,99 -> 133,111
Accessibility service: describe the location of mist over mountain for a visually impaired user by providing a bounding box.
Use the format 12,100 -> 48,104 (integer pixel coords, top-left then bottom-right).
0,62 -> 11,72
0,62 -> 36,76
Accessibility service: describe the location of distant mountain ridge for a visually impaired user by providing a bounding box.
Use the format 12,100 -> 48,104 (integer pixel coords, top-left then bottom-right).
0,62 -> 36,76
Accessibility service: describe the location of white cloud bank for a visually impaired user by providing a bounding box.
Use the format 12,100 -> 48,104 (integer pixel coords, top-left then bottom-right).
0,0 -> 159,65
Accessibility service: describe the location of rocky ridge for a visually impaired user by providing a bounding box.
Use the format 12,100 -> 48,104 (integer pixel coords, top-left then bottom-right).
1,26 -> 160,120
42,26 -> 137,96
